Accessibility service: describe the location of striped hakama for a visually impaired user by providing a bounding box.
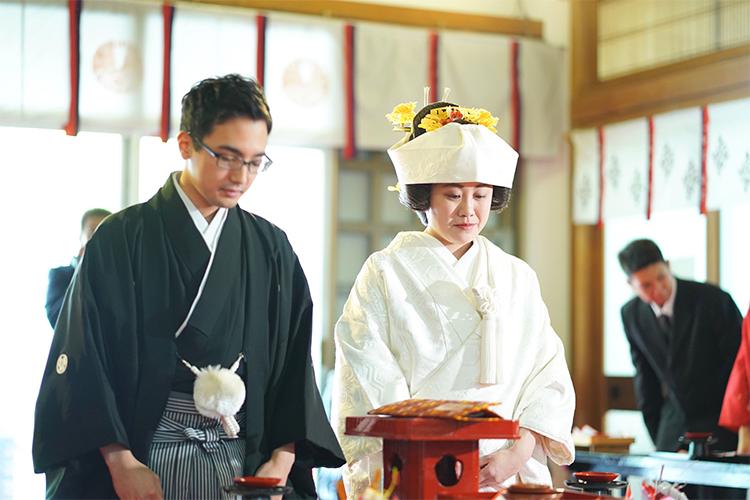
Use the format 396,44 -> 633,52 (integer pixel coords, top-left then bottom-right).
148,392 -> 246,499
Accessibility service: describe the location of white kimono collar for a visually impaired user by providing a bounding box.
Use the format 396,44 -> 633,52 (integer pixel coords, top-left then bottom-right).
172,172 -> 227,253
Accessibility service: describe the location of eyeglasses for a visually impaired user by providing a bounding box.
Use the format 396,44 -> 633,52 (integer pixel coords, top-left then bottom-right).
193,137 -> 273,174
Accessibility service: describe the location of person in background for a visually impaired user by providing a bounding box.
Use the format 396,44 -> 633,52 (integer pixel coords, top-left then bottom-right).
33,74 -> 344,499
720,305 -> 750,454
332,98 -> 575,497
618,239 -> 741,452
45,208 -> 111,328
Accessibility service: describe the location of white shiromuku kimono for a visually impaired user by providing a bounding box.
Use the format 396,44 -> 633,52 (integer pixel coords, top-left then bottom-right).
331,231 -> 575,496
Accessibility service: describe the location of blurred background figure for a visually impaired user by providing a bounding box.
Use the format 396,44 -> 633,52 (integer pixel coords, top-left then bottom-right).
44,208 -> 110,328
618,238 -> 742,452
720,306 -> 750,454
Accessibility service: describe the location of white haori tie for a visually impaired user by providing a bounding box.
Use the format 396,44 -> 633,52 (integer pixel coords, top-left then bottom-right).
180,353 -> 246,438
472,286 -> 501,385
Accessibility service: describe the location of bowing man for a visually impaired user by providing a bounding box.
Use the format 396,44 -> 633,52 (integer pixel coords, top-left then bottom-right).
618,239 -> 741,452
331,99 -> 576,497
33,74 -> 344,499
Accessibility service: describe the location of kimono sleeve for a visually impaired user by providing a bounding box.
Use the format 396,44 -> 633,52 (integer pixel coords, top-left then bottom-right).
264,242 -> 345,470
331,255 -> 411,495
32,235 -> 131,473
511,266 -> 576,466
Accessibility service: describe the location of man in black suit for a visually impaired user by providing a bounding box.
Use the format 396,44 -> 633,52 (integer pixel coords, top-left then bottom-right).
619,239 -> 742,452
45,208 -> 110,328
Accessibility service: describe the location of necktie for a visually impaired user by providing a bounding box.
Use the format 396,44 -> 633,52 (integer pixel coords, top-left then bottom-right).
658,314 -> 672,342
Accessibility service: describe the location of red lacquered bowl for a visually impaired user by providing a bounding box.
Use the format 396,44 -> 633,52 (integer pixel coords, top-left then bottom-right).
233,476 -> 281,488
573,471 -> 619,483
683,432 -> 712,440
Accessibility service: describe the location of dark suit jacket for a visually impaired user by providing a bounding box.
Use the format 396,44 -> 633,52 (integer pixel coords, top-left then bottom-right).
621,278 -> 742,450
45,264 -> 75,328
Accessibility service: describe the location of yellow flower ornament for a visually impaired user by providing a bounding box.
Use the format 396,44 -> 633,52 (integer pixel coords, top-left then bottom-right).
385,102 -> 417,131
419,106 -> 498,134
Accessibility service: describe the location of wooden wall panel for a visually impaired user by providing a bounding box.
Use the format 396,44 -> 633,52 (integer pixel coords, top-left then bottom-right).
571,224 -> 605,429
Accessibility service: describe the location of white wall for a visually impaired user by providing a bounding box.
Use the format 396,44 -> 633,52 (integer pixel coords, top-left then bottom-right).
518,152 -> 572,359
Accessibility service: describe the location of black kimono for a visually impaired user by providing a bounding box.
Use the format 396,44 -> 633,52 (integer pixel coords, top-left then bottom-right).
33,175 -> 345,498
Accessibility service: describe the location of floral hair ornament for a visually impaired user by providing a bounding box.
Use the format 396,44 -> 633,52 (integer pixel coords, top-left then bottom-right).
385,102 -> 417,132
419,106 -> 499,134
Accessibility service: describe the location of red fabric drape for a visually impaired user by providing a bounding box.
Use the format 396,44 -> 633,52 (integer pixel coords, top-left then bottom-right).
256,15 -> 267,88
510,40 -> 521,153
64,0 -> 82,136
700,106 -> 709,214
646,116 -> 654,220
160,3 -> 175,142
343,24 -> 355,159
597,126 -> 605,227
428,32 -> 438,103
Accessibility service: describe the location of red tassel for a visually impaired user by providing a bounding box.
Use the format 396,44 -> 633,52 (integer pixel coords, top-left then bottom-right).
64,0 -> 81,136
256,15 -> 267,88
647,116 -> 654,220
343,24 -> 355,159
428,32 -> 438,103
700,106 -> 709,214
160,3 -> 175,143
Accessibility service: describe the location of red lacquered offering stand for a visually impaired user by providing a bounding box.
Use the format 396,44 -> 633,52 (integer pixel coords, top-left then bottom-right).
346,415 -> 520,499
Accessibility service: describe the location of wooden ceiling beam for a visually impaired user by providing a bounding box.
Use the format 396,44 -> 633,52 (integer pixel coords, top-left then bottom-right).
177,0 -> 543,38
572,44 -> 750,128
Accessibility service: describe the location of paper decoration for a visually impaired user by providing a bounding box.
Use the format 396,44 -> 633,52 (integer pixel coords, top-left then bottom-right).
706,97 -> 750,209
572,129 -> 600,225
79,1 -> 162,134
170,4 -> 257,137
602,119 -> 649,220
651,108 -> 702,214
264,13 -> 344,147
354,22 -> 430,150
520,39 -> 566,159
438,30 -> 513,146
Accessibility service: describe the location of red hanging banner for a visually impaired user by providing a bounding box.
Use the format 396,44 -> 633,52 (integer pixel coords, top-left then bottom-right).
646,116 -> 654,220
160,3 -> 175,142
510,40 -> 521,153
256,15 -> 267,88
428,32 -> 438,103
597,126 -> 605,227
700,106 -> 709,214
64,0 -> 82,136
343,24 -> 356,159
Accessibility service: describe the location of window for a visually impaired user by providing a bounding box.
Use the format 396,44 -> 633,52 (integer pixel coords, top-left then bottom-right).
0,127 -> 123,497
598,0 -> 750,79
720,202 -> 750,314
240,146 -> 332,377
138,136 -> 182,201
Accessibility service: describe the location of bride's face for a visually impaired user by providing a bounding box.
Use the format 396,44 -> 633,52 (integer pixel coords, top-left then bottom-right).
425,182 -> 493,253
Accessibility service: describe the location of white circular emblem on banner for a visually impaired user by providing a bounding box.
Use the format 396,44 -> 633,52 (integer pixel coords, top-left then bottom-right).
92,41 -> 141,93
282,59 -> 329,107
56,354 -> 69,375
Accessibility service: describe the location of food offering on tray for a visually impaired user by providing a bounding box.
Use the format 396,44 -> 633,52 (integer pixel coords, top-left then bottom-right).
369,398 -> 502,421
